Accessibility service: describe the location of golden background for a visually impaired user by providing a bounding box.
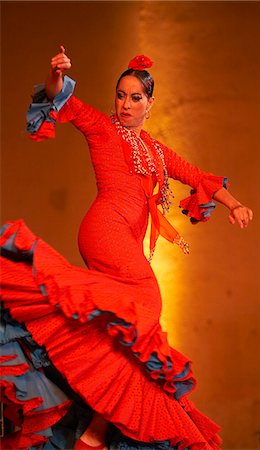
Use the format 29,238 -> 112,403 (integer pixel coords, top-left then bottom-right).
1,2 -> 260,448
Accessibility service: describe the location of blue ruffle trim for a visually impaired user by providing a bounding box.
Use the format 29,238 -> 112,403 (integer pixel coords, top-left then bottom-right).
1,341 -> 67,411
184,199 -> 216,224
1,309 -> 52,368
1,223 -> 195,402
26,75 -> 76,134
50,281 -> 193,399
87,309 -> 194,399
182,177 -> 229,224
0,310 -> 74,447
0,310 -> 30,344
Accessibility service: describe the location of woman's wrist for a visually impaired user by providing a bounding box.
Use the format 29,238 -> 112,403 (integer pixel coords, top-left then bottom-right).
229,202 -> 243,212
45,69 -> 63,101
213,187 -> 242,211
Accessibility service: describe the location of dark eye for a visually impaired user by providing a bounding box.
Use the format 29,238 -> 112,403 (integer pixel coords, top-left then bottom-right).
117,92 -> 124,100
132,95 -> 142,102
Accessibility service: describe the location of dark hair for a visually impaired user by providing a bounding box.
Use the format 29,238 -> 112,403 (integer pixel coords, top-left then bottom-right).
116,68 -> 154,98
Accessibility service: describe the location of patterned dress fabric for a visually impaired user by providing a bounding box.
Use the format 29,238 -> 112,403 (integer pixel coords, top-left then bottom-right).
1,78 -> 227,449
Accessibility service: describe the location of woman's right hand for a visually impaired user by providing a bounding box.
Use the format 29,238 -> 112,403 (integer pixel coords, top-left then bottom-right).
50,45 -> 71,75
46,45 -> 71,100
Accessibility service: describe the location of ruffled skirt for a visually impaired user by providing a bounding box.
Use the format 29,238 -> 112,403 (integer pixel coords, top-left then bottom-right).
0,220 -> 222,449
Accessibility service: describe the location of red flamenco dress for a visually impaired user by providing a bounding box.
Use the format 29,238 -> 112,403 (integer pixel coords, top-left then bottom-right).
0,76 -> 228,449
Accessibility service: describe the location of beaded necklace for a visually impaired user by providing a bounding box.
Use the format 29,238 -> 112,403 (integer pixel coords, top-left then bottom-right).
111,115 -> 173,216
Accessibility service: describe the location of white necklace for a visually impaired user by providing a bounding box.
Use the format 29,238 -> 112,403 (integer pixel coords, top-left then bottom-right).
111,115 -> 173,215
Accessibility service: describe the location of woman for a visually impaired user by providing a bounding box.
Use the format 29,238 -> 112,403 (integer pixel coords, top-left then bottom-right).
0,46 -> 253,450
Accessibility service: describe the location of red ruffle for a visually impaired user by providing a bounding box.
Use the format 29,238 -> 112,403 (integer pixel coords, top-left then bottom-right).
1,376 -> 71,449
1,221 -> 193,395
29,111 -> 58,142
180,175 -> 229,222
1,220 -> 222,449
2,430 -> 47,450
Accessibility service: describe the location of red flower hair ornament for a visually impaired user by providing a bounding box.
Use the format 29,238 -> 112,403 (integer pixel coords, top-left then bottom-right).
128,55 -> 153,71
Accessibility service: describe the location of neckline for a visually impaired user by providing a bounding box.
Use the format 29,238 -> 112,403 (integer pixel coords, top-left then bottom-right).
111,114 -> 146,140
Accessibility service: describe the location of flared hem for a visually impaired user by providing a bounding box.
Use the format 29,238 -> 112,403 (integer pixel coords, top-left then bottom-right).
1,220 -> 222,449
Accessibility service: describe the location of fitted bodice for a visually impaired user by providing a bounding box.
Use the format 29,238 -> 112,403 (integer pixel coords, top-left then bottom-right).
59,98 -> 153,240
55,94 -> 227,269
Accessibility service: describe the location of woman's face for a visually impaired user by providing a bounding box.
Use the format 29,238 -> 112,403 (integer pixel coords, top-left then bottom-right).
115,75 -> 154,133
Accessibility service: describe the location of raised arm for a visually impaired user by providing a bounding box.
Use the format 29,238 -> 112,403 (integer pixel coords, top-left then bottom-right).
162,144 -> 253,229
27,46 -> 107,142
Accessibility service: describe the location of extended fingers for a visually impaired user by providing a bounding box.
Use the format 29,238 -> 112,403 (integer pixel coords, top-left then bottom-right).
229,206 -> 253,228
228,214 -> 236,225
244,207 -> 253,227
248,208 -> 253,221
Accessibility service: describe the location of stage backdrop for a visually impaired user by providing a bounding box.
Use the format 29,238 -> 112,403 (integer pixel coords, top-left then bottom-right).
1,2 -> 260,448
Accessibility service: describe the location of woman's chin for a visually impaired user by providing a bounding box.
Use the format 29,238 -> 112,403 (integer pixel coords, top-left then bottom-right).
119,115 -> 132,126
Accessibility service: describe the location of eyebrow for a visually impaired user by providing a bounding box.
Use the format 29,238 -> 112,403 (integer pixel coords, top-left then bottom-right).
117,89 -> 142,96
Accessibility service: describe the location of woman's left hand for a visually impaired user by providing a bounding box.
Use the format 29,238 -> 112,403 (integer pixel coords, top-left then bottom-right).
228,205 -> 253,228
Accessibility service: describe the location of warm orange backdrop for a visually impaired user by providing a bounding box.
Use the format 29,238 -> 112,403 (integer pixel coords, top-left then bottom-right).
1,2 -> 260,448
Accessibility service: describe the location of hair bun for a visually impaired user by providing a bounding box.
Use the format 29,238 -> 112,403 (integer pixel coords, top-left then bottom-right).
128,55 -> 153,71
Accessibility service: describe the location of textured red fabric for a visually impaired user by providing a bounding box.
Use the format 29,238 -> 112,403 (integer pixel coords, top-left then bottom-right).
2,431 -> 47,450
29,111 -> 58,142
1,368 -> 71,449
1,96 -> 227,448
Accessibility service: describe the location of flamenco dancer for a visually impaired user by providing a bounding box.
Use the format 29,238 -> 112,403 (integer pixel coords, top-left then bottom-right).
0,46 -> 253,450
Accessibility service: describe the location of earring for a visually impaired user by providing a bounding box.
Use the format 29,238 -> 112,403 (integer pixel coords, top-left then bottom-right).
145,110 -> 151,119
